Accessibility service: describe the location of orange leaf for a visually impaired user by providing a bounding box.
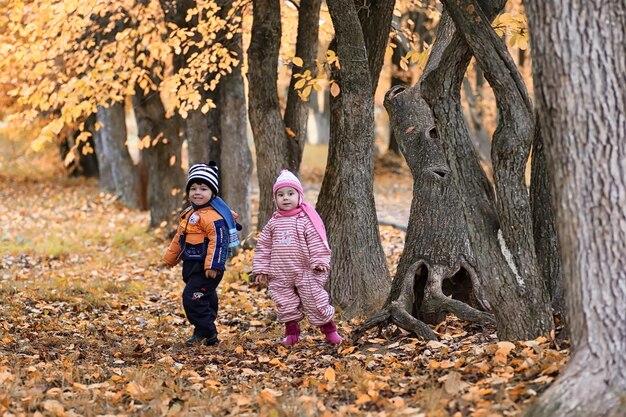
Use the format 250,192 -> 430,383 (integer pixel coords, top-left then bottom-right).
324,367 -> 336,383
355,393 -> 371,405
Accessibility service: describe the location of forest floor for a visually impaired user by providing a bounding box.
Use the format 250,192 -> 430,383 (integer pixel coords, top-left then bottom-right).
0,143 -> 569,417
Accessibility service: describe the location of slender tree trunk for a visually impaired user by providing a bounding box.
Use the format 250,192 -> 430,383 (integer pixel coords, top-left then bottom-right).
524,1 -> 626,416
247,0 -> 291,229
248,0 -> 319,229
356,0 -> 395,95
284,0 -> 322,172
132,90 -> 185,229
317,0 -> 394,317
94,102 -> 142,209
92,112 -> 118,194
93,130 -> 115,194
219,26 -> 253,243
530,123 -> 564,318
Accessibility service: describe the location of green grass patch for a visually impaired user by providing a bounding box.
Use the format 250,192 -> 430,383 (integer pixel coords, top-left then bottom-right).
33,276 -> 146,308
111,224 -> 151,251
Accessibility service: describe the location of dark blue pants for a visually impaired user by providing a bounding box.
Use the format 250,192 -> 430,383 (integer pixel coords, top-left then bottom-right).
182,261 -> 223,338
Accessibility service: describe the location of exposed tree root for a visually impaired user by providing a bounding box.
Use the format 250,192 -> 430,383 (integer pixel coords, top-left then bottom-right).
352,261 -> 494,343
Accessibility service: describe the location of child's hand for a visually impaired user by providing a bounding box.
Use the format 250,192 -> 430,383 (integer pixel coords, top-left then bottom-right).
205,269 -> 219,279
255,274 -> 268,285
314,265 -> 329,273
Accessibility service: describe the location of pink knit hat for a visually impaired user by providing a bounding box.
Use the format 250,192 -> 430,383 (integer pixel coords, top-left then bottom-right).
273,169 -> 304,196
272,169 -> 330,250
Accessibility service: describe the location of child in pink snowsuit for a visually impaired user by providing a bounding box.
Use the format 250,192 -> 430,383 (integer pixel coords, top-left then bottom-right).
253,169 -> 342,346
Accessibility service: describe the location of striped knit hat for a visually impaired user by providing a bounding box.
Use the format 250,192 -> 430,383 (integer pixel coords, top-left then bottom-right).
186,162 -> 219,196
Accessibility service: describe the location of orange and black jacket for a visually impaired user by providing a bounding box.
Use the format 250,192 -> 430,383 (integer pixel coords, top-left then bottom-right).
163,205 -> 229,272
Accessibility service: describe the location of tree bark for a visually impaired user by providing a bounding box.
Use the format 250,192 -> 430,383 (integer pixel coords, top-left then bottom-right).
388,10 -> 436,155
421,0 -> 554,340
316,0 -> 394,317
284,0 -> 322,172
132,89 -> 185,229
218,24 -> 253,244
443,0 -> 553,337
524,1 -> 626,416
247,0 -> 292,229
351,84 -> 494,343
530,123 -> 564,318
94,102 -> 142,209
185,108 -> 214,165
356,0 -> 395,94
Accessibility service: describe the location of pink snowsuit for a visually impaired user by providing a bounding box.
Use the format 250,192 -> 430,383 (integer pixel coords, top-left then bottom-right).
253,210 -> 335,325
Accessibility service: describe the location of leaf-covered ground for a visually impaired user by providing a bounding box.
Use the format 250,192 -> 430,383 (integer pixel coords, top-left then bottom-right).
0,160 -> 569,417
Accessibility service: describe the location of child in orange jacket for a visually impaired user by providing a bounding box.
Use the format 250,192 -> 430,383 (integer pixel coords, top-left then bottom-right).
163,162 -> 235,346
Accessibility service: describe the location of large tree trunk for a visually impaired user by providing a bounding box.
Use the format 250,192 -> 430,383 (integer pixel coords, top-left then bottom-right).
524,1 -> 626,416
132,89 -> 185,229
351,84 -> 495,343
421,0 -> 553,340
316,0 -> 394,317
284,0 -> 322,172
218,25 -> 253,244
94,102 -> 142,209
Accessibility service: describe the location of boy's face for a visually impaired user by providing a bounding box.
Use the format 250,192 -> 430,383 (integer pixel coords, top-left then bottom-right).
275,186 -> 299,210
188,183 -> 213,206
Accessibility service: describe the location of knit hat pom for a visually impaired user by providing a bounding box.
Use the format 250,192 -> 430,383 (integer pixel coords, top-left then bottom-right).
186,162 -> 219,195
273,169 -> 303,196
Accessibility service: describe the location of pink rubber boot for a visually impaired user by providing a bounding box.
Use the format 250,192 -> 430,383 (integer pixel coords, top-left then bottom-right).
320,321 -> 343,345
282,321 -> 300,346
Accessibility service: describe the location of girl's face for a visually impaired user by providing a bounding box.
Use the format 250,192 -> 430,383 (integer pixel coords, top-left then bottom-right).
188,183 -> 213,206
275,186 -> 300,210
